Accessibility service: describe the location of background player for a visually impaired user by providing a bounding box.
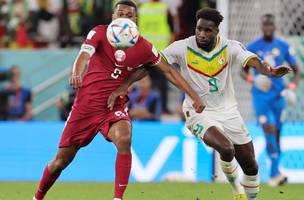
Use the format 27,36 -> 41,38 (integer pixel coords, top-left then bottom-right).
32,1 -> 204,200
243,14 -> 301,187
109,8 -> 291,200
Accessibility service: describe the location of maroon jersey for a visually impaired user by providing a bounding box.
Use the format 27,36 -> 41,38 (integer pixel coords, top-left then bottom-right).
73,25 -> 160,115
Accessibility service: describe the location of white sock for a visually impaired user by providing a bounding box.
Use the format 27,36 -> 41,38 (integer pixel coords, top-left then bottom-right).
220,159 -> 245,195
242,174 -> 260,200
114,198 -> 122,200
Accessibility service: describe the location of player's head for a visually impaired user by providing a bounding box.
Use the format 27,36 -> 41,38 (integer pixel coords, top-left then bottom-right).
113,0 -> 137,23
9,65 -> 21,84
262,14 -> 275,40
195,8 -> 223,48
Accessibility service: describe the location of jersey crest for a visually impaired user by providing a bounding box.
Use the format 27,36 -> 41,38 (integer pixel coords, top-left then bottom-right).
187,46 -> 228,77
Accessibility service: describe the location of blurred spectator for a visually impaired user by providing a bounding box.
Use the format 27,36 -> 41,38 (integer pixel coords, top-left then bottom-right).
138,0 -> 177,114
58,0 -> 95,47
56,86 -> 75,121
28,0 -> 60,48
128,75 -> 162,121
1,65 -> 32,121
6,0 -> 33,48
177,0 -> 215,39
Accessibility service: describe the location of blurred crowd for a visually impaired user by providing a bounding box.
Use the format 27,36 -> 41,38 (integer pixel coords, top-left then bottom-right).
0,0 -> 215,48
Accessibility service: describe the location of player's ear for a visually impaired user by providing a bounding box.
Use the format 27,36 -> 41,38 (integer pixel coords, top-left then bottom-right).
215,27 -> 219,34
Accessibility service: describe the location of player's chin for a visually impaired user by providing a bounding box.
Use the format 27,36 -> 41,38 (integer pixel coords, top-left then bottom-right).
197,40 -> 210,47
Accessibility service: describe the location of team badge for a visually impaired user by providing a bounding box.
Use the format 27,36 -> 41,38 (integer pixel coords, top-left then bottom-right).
114,50 -> 126,62
218,56 -> 225,65
272,48 -> 280,56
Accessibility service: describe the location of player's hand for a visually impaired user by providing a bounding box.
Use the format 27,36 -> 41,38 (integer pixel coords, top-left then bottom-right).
192,98 -> 205,113
107,85 -> 128,110
270,65 -> 292,77
70,74 -> 82,89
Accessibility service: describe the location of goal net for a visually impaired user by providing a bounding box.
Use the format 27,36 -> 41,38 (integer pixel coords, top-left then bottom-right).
226,0 -> 304,122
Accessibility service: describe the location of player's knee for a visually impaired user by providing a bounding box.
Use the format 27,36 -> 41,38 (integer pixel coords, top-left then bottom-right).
243,160 -> 259,176
52,158 -> 71,171
263,124 -> 275,133
116,132 -> 132,152
220,144 -> 235,161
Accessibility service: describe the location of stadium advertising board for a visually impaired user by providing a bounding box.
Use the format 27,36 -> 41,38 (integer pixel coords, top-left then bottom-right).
0,122 -> 303,183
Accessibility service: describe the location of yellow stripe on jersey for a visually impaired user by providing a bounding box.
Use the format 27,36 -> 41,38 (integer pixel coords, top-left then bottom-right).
187,45 -> 228,77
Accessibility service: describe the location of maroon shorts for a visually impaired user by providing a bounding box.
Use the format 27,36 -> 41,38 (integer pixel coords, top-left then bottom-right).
59,106 -> 131,149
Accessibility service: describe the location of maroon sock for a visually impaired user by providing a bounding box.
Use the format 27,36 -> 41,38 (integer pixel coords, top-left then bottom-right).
114,153 -> 132,199
34,165 -> 60,200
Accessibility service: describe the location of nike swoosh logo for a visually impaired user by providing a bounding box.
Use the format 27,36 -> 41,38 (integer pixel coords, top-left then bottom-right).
119,184 -> 127,187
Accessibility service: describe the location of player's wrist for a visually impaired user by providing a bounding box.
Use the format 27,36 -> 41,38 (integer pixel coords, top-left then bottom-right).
288,82 -> 297,91
246,74 -> 254,83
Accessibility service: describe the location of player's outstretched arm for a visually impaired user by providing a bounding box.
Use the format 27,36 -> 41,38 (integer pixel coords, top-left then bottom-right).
70,52 -> 90,89
107,66 -> 149,110
155,58 -> 205,113
246,57 -> 291,77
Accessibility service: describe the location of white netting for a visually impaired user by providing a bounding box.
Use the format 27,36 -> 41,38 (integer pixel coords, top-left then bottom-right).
227,0 -> 304,122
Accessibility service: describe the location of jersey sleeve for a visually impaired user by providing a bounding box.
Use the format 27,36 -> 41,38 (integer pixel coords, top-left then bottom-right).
286,44 -> 297,66
161,41 -> 182,65
80,26 -> 103,56
141,39 -> 161,66
230,40 -> 257,67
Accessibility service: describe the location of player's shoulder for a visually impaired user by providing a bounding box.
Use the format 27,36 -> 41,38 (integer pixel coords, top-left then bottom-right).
90,25 -> 107,33
274,37 -> 290,47
225,38 -> 245,49
165,36 -> 193,52
247,38 -> 263,48
21,87 -> 32,95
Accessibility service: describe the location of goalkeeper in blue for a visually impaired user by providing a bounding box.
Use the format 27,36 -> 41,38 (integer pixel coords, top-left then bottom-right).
243,14 -> 301,187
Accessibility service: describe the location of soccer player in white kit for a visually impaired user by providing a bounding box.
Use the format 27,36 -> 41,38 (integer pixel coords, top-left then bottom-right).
108,8 -> 291,200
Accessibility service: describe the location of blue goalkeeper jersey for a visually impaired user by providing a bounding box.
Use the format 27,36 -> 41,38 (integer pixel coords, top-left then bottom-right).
247,37 -> 297,99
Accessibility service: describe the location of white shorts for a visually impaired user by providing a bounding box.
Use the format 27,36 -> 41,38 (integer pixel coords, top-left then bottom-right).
183,106 -> 252,145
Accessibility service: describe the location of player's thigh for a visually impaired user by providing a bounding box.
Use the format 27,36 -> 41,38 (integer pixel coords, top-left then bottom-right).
253,96 -> 273,125
234,141 -> 258,175
107,120 -> 132,146
183,108 -> 232,152
203,126 -> 234,154
272,96 -> 286,130
222,112 -> 252,145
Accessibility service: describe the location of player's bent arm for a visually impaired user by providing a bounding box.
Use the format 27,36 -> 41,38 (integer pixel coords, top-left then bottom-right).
70,51 -> 90,89
154,58 -> 205,113
245,57 -> 291,78
107,66 -> 150,110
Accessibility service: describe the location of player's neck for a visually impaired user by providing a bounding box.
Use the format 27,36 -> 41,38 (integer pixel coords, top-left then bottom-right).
263,36 -> 274,42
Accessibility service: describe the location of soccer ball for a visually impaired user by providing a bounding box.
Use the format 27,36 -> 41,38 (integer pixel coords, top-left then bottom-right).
106,18 -> 139,49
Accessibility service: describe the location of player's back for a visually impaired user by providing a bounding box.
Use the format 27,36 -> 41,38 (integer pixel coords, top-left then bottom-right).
73,25 -> 160,114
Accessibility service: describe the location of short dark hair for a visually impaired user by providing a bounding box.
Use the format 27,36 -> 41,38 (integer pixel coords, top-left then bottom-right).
262,13 -> 275,21
115,0 -> 137,13
196,8 -> 224,27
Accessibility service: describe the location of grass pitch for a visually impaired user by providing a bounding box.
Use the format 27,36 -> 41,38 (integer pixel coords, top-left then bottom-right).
0,182 -> 302,200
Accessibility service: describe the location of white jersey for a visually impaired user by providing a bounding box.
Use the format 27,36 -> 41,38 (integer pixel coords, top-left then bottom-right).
162,36 -> 256,111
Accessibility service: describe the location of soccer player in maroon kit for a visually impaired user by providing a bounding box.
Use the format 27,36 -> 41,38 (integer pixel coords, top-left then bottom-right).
32,1 -> 204,200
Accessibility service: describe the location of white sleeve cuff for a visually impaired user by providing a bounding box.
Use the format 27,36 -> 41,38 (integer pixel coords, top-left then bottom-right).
80,44 -> 96,57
